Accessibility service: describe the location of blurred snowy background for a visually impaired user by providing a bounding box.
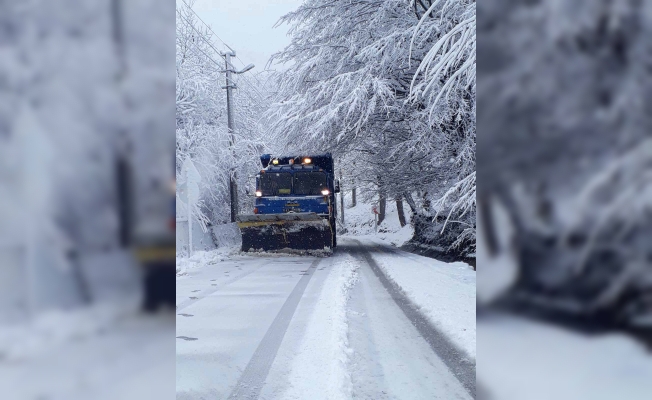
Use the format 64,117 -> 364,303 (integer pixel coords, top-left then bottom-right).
477,0 -> 652,399
0,0 -> 175,398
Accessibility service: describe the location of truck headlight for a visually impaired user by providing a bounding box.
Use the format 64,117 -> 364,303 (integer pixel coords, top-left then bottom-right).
321,189 -> 329,196
255,190 -> 263,197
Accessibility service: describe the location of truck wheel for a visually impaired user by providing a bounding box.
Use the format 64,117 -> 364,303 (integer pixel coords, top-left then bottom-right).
333,230 -> 337,248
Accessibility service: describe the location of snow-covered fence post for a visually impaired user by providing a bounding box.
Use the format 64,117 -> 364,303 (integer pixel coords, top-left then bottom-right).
182,158 -> 201,257
372,205 -> 379,233
339,169 -> 344,224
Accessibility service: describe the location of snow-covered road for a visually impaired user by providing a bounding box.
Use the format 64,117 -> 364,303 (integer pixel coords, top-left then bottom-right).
0,305 -> 176,399
176,238 -> 475,399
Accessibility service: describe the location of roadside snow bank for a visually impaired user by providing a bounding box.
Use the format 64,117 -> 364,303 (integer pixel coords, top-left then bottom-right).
211,222 -> 241,248
343,200 -> 413,247
175,246 -> 239,277
360,238 -> 476,360
479,315 -> 652,400
283,254 -> 359,400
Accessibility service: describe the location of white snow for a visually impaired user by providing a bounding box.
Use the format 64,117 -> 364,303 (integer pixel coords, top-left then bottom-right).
280,253 -> 359,400
0,298 -> 138,362
479,315 -> 652,400
175,234 -> 475,398
0,302 -> 175,399
342,199 -> 414,247
176,246 -> 240,277
356,237 -> 476,360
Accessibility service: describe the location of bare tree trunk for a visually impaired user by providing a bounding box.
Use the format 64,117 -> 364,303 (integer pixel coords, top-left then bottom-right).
422,191 -> 431,214
403,192 -> 417,214
396,197 -> 406,227
478,193 -> 499,257
378,193 -> 386,225
352,187 -> 356,207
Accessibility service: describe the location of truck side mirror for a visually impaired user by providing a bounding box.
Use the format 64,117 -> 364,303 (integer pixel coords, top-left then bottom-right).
334,180 -> 341,193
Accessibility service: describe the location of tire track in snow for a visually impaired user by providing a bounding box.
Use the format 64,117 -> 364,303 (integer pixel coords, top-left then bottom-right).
227,258 -> 322,400
351,239 -> 476,398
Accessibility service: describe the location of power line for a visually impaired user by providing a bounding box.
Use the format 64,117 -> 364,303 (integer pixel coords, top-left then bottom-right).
234,55 -> 267,88
181,44 -> 221,74
176,9 -> 227,60
177,3 -> 268,110
181,0 -> 234,53
233,74 -> 268,103
179,1 -> 268,90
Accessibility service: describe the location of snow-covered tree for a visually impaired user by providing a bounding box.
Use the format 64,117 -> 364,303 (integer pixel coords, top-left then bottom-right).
176,0 -> 276,226
478,0 -> 652,324
268,0 -> 476,255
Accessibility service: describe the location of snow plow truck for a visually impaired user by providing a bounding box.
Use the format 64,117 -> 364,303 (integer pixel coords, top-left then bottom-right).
236,154 -> 340,252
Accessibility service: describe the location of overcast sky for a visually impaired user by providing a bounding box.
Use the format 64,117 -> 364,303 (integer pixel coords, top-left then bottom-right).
192,0 -> 303,73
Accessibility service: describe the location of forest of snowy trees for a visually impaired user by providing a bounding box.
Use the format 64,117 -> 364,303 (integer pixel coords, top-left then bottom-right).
1,0 -> 174,251
479,0 -> 652,327
176,0 -> 476,258
1,0 -> 175,323
176,0 -> 276,228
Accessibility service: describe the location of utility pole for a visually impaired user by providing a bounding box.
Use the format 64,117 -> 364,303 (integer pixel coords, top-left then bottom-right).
221,50 -> 254,223
112,0 -> 132,248
223,51 -> 238,222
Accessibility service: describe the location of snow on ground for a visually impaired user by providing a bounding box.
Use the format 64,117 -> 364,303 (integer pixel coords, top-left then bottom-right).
356,237 -> 476,360
0,303 -> 175,399
478,314 -> 652,400
0,247 -> 175,399
176,246 -> 240,277
281,253 -> 359,400
342,199 -> 414,247
0,297 -> 138,362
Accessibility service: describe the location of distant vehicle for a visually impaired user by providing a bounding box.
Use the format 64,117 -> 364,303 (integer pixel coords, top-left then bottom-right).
236,153 -> 340,252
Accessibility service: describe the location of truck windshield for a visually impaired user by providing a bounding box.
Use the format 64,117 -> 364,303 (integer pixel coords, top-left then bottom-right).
293,171 -> 328,195
260,172 -> 292,196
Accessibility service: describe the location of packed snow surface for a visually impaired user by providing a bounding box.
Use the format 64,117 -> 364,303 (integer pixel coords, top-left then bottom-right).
356,237 -> 476,360
0,301 -> 175,399
0,298 -> 138,362
281,253 -> 359,399
177,237 -> 474,399
479,314 -> 652,400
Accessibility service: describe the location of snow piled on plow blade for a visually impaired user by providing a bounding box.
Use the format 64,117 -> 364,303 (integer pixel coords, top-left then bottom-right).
236,213 -> 333,253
